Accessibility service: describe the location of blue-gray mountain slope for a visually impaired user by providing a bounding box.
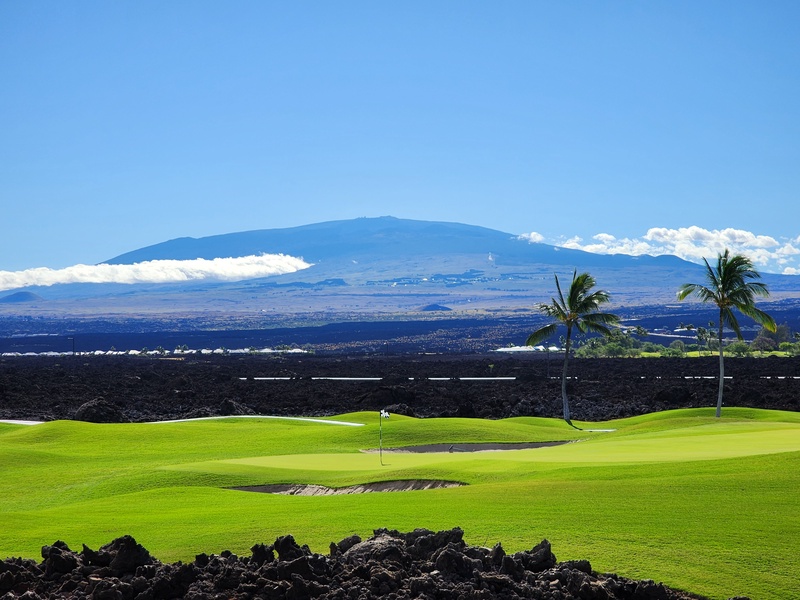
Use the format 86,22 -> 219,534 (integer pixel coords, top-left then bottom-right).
106,216 -> 688,270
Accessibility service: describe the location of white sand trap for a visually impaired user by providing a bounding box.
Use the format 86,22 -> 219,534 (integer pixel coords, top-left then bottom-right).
583,429 -> 617,432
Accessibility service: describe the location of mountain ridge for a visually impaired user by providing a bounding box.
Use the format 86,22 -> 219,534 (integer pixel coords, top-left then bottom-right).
3,217 -> 796,318
105,216 -> 693,270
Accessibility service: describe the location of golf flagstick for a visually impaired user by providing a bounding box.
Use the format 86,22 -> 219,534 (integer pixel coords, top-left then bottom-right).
379,409 -> 390,465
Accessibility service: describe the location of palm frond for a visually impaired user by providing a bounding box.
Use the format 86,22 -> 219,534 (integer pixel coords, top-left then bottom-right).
703,256 -> 721,289
742,269 -> 765,282
582,322 -> 615,337
567,272 -> 594,308
581,312 -> 619,337
526,323 -> 558,346
728,282 -> 770,304
677,283 -> 700,301
538,300 -> 567,322
748,282 -> 770,296
554,273 -> 568,312
575,289 -> 612,313
720,307 -> 743,340
679,281 -> 721,304
566,271 -> 585,308
582,311 -> 620,327
737,304 -> 778,332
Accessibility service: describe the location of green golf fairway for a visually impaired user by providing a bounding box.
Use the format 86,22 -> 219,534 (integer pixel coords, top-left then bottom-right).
1,408 -> 798,600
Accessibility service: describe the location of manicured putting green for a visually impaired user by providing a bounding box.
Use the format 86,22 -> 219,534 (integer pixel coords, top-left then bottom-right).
203,421 -> 800,470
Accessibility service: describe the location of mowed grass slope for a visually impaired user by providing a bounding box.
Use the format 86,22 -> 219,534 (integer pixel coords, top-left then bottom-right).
1,409 -> 798,600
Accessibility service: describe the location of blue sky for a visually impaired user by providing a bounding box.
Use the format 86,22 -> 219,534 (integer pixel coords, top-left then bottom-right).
2,1 -> 799,280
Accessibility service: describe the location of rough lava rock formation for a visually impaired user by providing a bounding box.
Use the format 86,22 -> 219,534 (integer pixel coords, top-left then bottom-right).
0,528 -> 725,600
0,354 -> 797,424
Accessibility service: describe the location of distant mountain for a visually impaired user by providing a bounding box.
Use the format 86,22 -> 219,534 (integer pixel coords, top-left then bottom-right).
5,217 -> 796,322
0,291 -> 44,304
105,216 -> 691,270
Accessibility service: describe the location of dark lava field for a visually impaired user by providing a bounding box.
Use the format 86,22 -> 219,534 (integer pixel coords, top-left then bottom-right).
1,353 -> 797,423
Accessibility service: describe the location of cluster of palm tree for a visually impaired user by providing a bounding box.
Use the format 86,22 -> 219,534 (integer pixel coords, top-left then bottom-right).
527,249 -> 776,424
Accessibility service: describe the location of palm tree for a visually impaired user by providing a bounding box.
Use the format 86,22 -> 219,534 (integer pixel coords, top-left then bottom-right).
677,249 -> 776,417
526,271 -> 619,424
696,326 -> 709,356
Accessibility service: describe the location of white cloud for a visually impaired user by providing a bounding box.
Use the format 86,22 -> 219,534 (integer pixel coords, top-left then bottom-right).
561,236 -> 583,248
0,254 -> 312,292
525,225 -> 800,275
517,231 -> 544,243
644,226 -> 778,252
776,244 -> 800,257
593,233 -> 617,244
565,235 -> 655,257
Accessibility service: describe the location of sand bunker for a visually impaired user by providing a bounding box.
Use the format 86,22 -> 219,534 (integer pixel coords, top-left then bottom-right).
374,441 -> 570,453
231,480 -> 464,495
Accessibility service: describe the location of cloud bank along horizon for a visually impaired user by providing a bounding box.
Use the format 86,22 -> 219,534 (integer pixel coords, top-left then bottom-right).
519,226 -> 800,276
0,254 -> 312,292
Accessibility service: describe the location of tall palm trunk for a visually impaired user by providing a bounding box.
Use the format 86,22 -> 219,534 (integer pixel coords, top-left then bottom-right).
716,310 -> 724,418
561,324 -> 572,423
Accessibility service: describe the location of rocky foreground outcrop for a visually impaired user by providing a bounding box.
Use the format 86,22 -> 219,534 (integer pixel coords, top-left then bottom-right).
0,528 -> 726,600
